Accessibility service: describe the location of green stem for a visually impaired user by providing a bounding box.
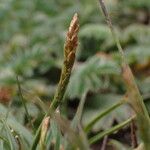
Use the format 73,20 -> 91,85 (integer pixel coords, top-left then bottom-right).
98,0 -> 124,61
16,76 -> 34,129
85,99 -> 125,133
89,116 -> 135,144
31,63 -> 72,150
98,1 -> 150,149
47,64 -> 72,115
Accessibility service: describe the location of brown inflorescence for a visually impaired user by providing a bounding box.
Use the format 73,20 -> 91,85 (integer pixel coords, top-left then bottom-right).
50,13 -> 79,110
64,13 -> 79,59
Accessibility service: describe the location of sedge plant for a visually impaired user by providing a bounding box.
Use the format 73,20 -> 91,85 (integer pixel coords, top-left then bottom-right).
31,13 -> 79,150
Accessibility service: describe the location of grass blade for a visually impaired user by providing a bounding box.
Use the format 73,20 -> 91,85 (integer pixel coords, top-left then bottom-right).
72,92 -> 90,150
71,92 -> 87,128
84,98 -> 125,133
89,116 -> 135,144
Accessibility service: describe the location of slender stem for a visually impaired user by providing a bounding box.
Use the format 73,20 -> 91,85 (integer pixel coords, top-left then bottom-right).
84,99 -> 125,133
98,1 -> 150,149
16,76 -> 34,129
89,116 -> 136,144
46,64 -> 72,115
99,0 -> 124,60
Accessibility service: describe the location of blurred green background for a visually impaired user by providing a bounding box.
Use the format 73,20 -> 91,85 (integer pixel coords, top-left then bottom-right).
0,0 -> 149,149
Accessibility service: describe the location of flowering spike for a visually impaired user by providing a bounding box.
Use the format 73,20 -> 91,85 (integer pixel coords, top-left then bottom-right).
65,13 -> 79,58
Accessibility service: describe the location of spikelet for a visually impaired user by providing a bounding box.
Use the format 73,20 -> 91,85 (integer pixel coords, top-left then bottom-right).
64,13 -> 79,68
65,13 -> 79,56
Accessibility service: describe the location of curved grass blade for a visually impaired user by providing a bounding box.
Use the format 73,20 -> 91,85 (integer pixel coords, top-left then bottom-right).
89,116 -> 135,144
84,99 -> 125,133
